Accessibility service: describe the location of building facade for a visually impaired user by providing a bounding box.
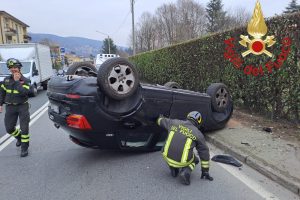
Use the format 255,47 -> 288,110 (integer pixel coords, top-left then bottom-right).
0,11 -> 30,44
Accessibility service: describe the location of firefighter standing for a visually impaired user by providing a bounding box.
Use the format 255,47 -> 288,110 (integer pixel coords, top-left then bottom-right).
0,58 -> 31,157
157,111 -> 213,185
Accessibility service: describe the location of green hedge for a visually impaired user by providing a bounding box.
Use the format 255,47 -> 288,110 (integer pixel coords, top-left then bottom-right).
130,12 -> 300,122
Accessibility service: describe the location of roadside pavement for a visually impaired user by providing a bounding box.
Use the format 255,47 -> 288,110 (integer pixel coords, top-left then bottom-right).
206,116 -> 300,196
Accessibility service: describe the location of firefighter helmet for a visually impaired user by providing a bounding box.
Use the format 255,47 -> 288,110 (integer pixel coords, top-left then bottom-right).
187,111 -> 203,127
6,58 -> 22,69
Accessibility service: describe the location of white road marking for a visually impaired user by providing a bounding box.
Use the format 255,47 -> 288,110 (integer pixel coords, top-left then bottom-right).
211,152 -> 280,200
0,102 -> 49,152
0,105 -> 288,199
29,101 -> 49,120
0,134 -> 10,145
0,101 -> 49,145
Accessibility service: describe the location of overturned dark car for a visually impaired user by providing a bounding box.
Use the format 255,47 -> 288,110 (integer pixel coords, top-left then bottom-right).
47,58 -> 233,151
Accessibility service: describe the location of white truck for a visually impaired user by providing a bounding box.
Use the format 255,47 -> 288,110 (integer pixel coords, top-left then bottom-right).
94,53 -> 119,69
0,43 -> 53,96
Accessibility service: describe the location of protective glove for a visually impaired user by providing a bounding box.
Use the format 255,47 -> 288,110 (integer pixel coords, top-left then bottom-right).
201,171 -> 214,181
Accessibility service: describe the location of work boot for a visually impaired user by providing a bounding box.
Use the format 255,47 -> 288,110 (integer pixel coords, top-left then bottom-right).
179,167 -> 191,185
20,143 -> 29,157
169,167 -> 179,177
16,137 -> 21,147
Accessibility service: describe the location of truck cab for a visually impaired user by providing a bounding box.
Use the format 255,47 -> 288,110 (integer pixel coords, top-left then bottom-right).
0,43 -> 53,97
0,60 -> 40,96
94,54 -> 119,69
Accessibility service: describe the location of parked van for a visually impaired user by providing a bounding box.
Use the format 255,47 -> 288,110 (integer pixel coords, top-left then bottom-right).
94,54 -> 119,68
0,43 -> 53,97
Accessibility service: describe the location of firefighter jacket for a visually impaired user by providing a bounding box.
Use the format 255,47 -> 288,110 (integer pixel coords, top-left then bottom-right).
0,75 -> 30,105
157,117 -> 210,169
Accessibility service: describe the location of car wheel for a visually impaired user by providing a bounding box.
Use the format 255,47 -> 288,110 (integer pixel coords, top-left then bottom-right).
42,83 -> 48,90
66,62 -> 97,77
164,81 -> 180,89
30,85 -> 38,97
97,58 -> 140,100
207,83 -> 231,112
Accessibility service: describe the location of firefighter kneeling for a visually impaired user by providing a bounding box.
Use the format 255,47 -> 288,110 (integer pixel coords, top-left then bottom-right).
0,58 -> 31,157
157,111 -> 213,185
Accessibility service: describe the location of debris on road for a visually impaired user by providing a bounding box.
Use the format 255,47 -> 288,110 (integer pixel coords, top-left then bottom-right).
262,127 -> 273,133
241,141 -> 250,146
211,155 -> 243,167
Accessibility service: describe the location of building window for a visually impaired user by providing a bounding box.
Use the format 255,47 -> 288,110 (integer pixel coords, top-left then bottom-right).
6,35 -> 12,44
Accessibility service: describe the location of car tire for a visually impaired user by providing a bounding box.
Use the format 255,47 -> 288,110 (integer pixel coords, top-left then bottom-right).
164,81 -> 180,89
97,58 -> 140,100
207,83 -> 231,113
66,62 -> 97,76
30,85 -> 38,97
42,83 -> 48,90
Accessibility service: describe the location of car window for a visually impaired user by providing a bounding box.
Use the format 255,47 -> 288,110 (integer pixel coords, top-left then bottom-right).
0,62 -> 31,74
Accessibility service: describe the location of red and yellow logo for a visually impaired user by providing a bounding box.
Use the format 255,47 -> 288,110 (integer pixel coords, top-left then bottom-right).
239,1 -> 275,57
224,0 -> 292,77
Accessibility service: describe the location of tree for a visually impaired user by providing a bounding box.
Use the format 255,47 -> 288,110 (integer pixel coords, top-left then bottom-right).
205,0 -> 227,33
101,38 -> 117,54
64,56 -> 69,66
132,0 -> 207,53
176,0 -> 206,41
156,3 -> 178,45
117,48 -> 130,58
284,0 -> 300,14
226,7 -> 251,29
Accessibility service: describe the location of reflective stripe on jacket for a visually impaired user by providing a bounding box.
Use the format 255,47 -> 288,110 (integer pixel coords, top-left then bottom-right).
157,117 -> 210,168
0,75 -> 30,105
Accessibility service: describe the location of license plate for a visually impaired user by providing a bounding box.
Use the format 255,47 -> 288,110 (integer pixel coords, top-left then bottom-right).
50,104 -> 60,113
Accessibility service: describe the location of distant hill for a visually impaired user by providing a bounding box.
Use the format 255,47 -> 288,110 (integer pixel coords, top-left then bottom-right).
29,33 -> 104,57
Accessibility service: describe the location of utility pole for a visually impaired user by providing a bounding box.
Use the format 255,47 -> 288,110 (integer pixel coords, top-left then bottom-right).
107,35 -> 111,54
130,0 -> 135,55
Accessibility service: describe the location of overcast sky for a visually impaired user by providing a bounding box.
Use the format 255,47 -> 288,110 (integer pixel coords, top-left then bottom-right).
1,0 -> 291,47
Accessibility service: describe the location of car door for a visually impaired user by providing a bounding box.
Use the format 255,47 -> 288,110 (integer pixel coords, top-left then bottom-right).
31,62 -> 40,85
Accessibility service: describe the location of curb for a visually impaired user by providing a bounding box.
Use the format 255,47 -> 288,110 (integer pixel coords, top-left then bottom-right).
206,134 -> 300,196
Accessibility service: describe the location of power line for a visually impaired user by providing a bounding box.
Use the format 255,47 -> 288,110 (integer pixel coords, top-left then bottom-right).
112,10 -> 131,36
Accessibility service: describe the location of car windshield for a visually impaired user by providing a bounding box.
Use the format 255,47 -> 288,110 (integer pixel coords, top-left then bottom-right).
0,62 -> 31,75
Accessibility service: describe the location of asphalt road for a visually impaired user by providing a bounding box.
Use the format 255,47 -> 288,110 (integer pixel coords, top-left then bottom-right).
0,107 -> 298,200
0,88 -> 48,137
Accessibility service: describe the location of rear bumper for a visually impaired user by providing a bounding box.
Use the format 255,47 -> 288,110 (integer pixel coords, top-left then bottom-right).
48,109 -> 120,149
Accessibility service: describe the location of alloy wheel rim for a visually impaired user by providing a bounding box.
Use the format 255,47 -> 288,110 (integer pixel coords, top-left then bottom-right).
215,87 -> 228,109
108,64 -> 135,94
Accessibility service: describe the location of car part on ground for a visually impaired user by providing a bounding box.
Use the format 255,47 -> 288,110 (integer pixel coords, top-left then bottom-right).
211,155 -> 242,167
206,83 -> 231,113
164,81 -> 180,89
97,58 -> 140,100
66,61 -> 97,77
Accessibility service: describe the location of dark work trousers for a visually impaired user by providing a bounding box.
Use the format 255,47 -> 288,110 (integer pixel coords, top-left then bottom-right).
4,103 -> 30,146
169,155 -> 199,177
